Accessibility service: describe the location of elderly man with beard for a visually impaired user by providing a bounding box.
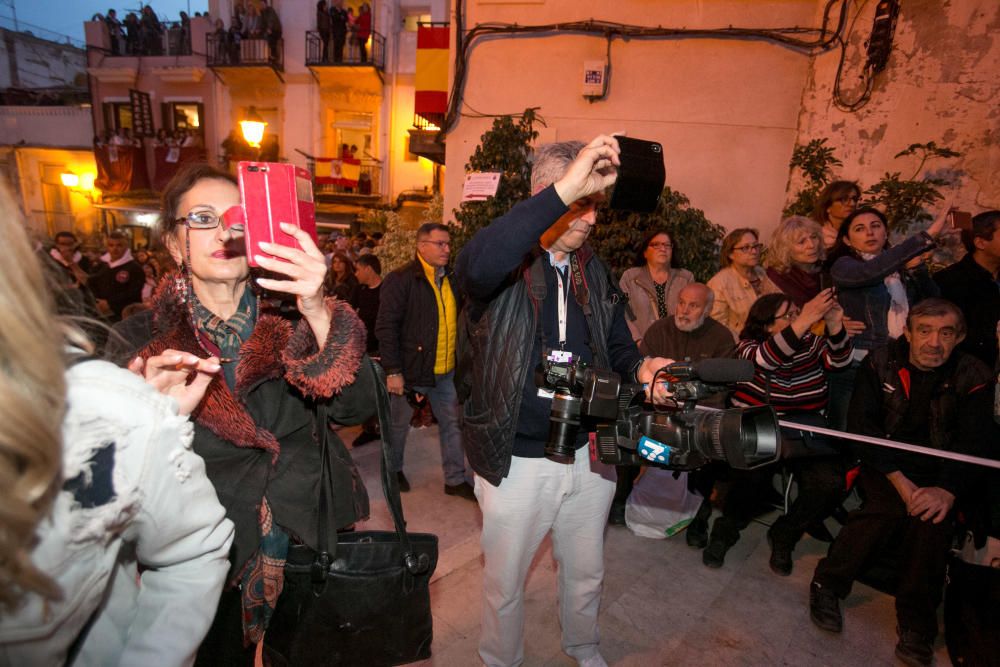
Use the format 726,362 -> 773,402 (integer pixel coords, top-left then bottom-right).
627,283 -> 736,542
639,283 -> 735,362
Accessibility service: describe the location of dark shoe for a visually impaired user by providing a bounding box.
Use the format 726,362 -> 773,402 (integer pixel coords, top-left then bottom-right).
894,628 -> 933,666
809,581 -> 843,633
686,517 -> 709,548
767,531 -> 793,576
608,501 -> 627,526
352,431 -> 379,447
702,535 -> 731,568
805,520 -> 835,543
444,481 -> 476,501
396,472 -> 410,492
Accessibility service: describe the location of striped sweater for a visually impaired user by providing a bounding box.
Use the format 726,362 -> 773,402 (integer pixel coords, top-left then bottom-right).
732,326 -> 853,414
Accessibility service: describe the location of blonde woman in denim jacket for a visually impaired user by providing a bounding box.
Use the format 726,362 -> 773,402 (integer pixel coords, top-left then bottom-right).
0,183 -> 233,667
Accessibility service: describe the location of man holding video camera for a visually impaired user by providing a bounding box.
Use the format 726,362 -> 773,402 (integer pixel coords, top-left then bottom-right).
455,135 -> 672,667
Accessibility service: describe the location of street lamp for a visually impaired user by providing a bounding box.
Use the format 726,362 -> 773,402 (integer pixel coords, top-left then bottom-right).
239,106 -> 267,149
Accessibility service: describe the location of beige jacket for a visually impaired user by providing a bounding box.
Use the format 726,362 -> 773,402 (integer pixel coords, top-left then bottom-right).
707,266 -> 779,339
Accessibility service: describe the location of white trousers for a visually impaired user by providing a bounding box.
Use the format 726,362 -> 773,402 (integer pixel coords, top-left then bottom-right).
475,452 -> 616,667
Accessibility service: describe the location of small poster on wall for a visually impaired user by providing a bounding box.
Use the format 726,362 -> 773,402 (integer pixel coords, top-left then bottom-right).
461,172 -> 501,202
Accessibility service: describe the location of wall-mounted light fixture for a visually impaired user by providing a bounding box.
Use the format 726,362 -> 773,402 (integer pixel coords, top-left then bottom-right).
240,106 -> 268,149
60,171 -> 98,202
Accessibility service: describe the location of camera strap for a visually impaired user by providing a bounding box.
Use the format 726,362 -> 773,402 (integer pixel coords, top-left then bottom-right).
528,252 -> 600,361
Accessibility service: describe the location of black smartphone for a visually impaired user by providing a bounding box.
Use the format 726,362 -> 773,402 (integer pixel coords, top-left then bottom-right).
608,137 -> 666,213
819,273 -> 835,294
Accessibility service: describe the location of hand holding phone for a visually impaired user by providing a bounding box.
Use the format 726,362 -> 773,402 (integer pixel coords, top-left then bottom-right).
609,137 -> 665,213
238,162 -> 318,268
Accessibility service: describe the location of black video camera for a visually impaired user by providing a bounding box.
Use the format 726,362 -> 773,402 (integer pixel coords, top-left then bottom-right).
534,352 -> 780,471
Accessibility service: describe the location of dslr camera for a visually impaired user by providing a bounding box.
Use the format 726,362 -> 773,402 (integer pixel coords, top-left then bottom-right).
535,351 -> 779,471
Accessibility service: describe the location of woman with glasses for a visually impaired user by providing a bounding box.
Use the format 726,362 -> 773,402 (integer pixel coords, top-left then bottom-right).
619,230 -> 693,344
126,163 -> 375,664
823,206 -> 948,430
708,228 -> 780,339
813,181 -> 861,250
701,291 -> 852,572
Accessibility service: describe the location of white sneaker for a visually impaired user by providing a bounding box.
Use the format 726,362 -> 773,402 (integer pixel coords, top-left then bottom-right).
578,654 -> 609,667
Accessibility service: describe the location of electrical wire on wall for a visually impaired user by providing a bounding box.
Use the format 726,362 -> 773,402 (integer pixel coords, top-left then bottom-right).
445,0 -> 898,135
832,0 -> 900,111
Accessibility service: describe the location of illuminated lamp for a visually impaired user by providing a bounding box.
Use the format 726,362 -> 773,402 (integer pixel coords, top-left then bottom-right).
60,172 -> 80,188
239,106 -> 267,149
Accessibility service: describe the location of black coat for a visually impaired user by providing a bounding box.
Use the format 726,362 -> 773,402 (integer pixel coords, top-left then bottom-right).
375,259 -> 462,387
137,280 -> 372,582
934,253 -> 1000,369
88,259 -> 144,319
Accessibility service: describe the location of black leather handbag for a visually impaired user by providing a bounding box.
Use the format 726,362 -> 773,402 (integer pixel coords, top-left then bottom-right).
264,360 -> 438,666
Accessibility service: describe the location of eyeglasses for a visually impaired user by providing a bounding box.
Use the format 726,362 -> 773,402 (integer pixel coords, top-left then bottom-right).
648,242 -> 673,250
835,195 -> 859,204
774,308 -> 800,321
174,210 -> 244,231
419,240 -> 450,249
733,243 -> 763,253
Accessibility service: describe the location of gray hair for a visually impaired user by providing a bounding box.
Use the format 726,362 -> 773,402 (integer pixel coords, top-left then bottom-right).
530,141 -> 586,192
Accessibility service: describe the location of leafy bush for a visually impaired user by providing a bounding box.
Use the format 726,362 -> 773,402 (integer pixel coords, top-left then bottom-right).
783,138 -> 843,218
592,187 -> 726,283
863,141 -> 961,234
449,110 -> 539,258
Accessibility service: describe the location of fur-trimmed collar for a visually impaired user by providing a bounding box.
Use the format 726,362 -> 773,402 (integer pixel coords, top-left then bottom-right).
141,274 -> 366,462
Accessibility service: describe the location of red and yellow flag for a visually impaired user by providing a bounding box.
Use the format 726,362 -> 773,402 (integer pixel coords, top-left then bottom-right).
415,24 -> 449,122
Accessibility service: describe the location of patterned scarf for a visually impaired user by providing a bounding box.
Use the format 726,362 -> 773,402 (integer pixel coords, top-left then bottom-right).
189,286 -> 289,646
190,287 -> 257,388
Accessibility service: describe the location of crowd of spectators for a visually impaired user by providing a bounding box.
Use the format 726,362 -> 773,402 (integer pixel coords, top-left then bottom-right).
316,0 -> 373,63
2,143 -> 997,667
93,5 -> 207,57
210,0 -> 283,64
94,126 -> 203,150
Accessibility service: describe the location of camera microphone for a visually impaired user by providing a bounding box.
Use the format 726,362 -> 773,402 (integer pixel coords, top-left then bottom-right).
660,359 -> 754,384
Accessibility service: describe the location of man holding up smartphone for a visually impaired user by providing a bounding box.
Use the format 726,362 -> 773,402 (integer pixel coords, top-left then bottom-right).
934,210 -> 1000,367
454,136 -> 672,667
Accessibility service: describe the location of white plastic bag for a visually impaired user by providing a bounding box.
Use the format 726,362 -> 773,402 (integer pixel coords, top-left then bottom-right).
625,468 -> 702,539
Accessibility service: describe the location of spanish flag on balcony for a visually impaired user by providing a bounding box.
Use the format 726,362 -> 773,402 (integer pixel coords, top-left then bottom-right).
315,157 -> 361,188
415,24 -> 449,126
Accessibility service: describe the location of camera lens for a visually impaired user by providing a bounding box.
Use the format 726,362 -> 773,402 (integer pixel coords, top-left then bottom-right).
545,390 -> 581,463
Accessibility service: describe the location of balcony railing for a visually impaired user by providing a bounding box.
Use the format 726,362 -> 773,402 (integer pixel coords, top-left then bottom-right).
206,33 -> 283,70
105,20 -> 192,57
304,31 -> 385,70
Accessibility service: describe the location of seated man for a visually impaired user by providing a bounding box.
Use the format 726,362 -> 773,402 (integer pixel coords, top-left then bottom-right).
610,282 -> 736,533
809,298 -> 994,667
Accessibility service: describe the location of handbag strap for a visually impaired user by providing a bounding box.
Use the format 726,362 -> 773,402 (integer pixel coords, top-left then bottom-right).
314,358 -> 427,575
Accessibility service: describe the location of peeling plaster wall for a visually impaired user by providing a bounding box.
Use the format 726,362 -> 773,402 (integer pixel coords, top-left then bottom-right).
794,0 -> 1000,214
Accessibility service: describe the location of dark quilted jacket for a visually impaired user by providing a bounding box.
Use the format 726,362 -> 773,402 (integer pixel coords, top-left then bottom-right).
455,186 -> 635,485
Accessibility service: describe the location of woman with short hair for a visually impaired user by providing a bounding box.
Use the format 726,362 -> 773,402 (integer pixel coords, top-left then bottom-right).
619,229 -> 693,344
708,228 -> 780,338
